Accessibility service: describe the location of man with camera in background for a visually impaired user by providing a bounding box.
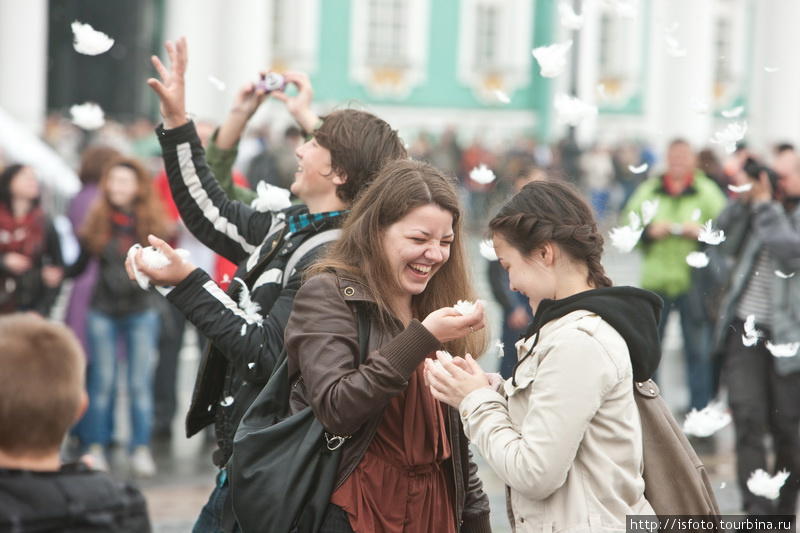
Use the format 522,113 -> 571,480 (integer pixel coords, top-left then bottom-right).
711,146 -> 800,521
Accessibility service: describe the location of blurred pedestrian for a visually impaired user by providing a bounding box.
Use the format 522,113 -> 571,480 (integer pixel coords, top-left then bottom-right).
622,139 -> 727,411
0,164 -> 63,316
67,155 -> 171,477
712,151 -> 800,519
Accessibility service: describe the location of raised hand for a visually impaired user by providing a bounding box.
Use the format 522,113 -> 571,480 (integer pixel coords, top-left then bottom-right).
270,71 -> 320,133
147,37 -> 189,129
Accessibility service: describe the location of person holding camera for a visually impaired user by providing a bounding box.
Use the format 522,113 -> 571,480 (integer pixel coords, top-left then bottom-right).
711,148 -> 800,519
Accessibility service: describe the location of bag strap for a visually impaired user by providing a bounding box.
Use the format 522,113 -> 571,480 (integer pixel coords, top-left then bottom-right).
281,229 -> 342,288
325,305 -> 370,451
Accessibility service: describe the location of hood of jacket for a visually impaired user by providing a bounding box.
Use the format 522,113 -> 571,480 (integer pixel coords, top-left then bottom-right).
523,286 -> 663,381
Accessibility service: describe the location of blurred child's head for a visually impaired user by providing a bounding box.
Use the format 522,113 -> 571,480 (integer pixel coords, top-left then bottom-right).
0,314 -> 86,458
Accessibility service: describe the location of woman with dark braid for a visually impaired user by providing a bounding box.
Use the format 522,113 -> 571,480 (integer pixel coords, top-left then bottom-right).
427,180 -> 662,532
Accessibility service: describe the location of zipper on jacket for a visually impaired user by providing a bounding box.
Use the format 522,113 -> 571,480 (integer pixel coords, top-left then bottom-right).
242,225 -> 288,285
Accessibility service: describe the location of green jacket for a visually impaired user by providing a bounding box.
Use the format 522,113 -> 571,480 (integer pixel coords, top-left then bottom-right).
622,171 -> 727,296
204,129 -> 257,205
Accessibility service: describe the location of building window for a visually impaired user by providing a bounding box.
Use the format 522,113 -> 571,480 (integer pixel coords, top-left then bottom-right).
711,0 -> 748,108
269,0 -> 320,73
350,0 -> 430,99
474,4 -> 500,70
457,0 -> 534,103
595,2 -> 646,107
366,0 -> 406,67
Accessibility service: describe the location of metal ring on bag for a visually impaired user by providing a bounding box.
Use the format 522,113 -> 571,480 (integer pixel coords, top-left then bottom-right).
325,433 -> 349,451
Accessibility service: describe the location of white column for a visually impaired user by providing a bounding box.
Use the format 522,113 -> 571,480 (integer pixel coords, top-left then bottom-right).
657,0 -> 716,149
162,0 -> 271,124
749,0 -> 800,152
0,0 -> 49,133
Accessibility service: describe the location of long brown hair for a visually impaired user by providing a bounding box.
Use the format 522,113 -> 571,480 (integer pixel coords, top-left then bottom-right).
489,180 -> 613,289
80,156 -> 170,254
308,159 -> 488,357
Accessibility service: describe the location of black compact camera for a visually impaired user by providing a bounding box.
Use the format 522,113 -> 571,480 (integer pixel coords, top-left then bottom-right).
743,157 -> 780,191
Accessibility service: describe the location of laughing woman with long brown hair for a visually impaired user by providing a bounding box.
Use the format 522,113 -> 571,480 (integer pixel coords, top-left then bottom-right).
67,155 -> 171,477
282,159 -> 492,533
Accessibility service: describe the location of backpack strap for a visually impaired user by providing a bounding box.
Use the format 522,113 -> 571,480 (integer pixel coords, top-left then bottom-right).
281,229 -> 342,288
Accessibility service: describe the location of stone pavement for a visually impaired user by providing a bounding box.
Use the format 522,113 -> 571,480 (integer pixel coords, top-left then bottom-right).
98,235 -> 778,532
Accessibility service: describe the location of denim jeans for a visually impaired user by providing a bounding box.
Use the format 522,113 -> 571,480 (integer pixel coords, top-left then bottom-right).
84,309 -> 159,449
654,291 -> 713,411
193,471 -> 241,533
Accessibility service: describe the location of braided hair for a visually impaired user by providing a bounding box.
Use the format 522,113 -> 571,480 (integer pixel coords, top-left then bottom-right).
488,180 -> 612,289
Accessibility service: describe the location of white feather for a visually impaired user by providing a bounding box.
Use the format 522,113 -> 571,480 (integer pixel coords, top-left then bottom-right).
766,341 -> 800,358
220,396 -> 234,407
479,239 -> 498,261
664,27 -> 687,58
710,121 -> 747,155
558,2 -> 584,30
493,90 -> 511,104
628,163 -> 649,174
126,244 -> 189,290
640,200 -> 659,225
721,105 -> 744,118
628,211 -> 642,231
698,220 -> 726,245
433,349 -> 454,376
775,271 -> 796,279
686,252 -> 709,268
454,300 -> 478,316
742,314 -> 763,347
532,40 -> 573,78
609,225 -> 643,253
728,183 -> 753,193
599,0 -> 638,18
683,403 -> 732,437
71,21 -> 114,56
70,102 -> 105,130
496,341 -> 505,359
691,208 -> 702,222
250,182 -> 292,213
554,93 -> 598,126
764,66 -> 780,73
233,277 -> 263,323
690,98 -> 709,114
208,75 -> 226,91
469,164 -> 496,185
747,469 -> 790,500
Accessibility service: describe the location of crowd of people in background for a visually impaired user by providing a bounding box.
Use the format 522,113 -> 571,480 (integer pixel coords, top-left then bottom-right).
2,40 -> 800,530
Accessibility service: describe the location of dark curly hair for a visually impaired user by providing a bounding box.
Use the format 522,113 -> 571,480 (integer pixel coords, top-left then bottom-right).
489,180 -> 612,289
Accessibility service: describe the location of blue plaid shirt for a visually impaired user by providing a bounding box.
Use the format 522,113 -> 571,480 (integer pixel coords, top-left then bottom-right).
286,210 -> 346,233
